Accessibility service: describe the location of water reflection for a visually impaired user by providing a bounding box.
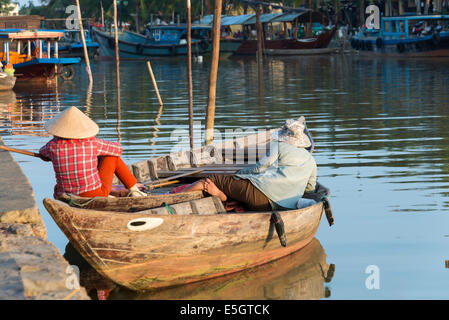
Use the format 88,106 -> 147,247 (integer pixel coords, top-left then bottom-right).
2,55 -> 449,298
64,238 -> 333,300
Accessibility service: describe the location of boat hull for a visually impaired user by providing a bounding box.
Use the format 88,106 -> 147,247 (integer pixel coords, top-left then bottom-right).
234,28 -> 336,55
351,31 -> 449,57
12,58 -> 81,81
43,198 -> 324,291
93,28 -> 209,59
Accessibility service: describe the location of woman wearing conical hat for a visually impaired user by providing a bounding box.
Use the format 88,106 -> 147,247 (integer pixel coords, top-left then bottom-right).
39,106 -> 147,199
182,116 -> 318,211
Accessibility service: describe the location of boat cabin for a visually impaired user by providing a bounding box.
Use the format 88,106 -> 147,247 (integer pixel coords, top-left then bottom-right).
363,15 -> 449,40
145,24 -> 210,45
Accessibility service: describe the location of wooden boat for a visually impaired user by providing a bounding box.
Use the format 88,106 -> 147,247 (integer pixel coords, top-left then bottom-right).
42,29 -> 99,59
0,72 -> 16,90
43,129 -> 333,291
44,195 -> 326,291
234,27 -> 336,55
93,25 -> 210,59
351,15 -> 449,57
0,30 -> 81,81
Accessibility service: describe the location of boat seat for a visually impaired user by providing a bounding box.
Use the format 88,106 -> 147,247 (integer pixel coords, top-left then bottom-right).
139,196 -> 226,215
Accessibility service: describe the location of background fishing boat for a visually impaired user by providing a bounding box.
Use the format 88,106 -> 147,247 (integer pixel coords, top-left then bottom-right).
43,29 -> 99,59
232,11 -> 336,55
93,24 -> 210,59
0,30 -> 80,82
351,15 -> 449,56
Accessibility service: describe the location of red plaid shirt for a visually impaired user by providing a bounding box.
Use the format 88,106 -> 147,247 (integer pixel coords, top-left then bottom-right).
39,137 -> 122,198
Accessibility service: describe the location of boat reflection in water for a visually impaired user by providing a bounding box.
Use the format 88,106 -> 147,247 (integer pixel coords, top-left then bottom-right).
65,238 -> 334,300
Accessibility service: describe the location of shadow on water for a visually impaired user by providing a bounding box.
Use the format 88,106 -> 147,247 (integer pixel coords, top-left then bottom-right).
64,238 -> 334,300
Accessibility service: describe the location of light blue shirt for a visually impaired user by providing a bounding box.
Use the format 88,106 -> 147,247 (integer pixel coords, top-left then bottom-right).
235,141 -> 317,209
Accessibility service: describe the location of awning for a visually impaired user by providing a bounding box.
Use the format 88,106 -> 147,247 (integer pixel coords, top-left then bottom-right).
221,14 -> 255,26
271,12 -> 306,23
243,13 -> 284,25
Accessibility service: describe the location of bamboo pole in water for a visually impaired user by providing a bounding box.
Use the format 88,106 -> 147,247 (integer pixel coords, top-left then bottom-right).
308,0 -> 313,37
146,61 -> 163,106
113,0 -> 121,143
205,0 -> 222,145
75,0 -> 93,83
100,1 -> 104,27
256,4 -> 263,103
187,0 -> 194,153
113,0 -> 120,88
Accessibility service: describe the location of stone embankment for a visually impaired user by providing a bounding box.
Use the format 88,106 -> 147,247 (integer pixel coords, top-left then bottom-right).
0,137 -> 89,300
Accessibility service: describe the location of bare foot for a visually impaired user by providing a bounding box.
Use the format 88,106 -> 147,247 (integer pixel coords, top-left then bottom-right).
204,178 -> 227,201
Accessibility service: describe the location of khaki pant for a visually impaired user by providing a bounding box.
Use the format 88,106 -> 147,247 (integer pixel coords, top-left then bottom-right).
206,174 -> 272,211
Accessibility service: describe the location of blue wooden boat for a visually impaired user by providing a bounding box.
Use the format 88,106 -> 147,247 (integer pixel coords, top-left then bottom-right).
93,24 -> 210,59
351,15 -> 449,56
43,28 -> 99,59
0,30 -> 80,82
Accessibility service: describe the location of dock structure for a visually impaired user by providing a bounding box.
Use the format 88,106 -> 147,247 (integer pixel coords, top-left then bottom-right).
0,137 -> 89,300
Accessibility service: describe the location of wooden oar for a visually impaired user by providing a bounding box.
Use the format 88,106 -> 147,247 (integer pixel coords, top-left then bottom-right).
0,145 -> 40,158
143,169 -> 204,187
147,180 -> 181,190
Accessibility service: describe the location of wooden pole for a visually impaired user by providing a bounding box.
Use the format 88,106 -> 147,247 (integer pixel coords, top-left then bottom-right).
256,5 -> 263,59
0,145 -> 39,158
309,0 -> 313,37
101,1 -> 104,27
256,4 -> 263,102
204,0 -> 222,145
146,61 -> 163,106
187,0 -> 194,153
113,0 -> 120,94
114,0 -> 121,143
136,1 -> 140,33
75,0 -> 93,83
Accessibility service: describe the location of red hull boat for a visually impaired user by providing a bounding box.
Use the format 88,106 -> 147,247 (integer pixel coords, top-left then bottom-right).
234,27 -> 336,55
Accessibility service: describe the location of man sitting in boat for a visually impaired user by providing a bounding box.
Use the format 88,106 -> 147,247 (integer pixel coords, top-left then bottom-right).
182,117 -> 317,211
38,107 -> 147,199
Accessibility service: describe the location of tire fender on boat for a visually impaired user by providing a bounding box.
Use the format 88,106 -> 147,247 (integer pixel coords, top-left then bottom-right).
397,43 -> 405,53
376,37 -> 383,49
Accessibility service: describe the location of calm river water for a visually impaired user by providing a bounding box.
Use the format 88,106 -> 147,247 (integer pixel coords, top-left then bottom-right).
2,54 -> 449,299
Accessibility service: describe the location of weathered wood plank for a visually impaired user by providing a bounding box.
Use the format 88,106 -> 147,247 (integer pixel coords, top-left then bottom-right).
166,150 -> 191,171
58,191 -> 204,212
131,160 -> 152,183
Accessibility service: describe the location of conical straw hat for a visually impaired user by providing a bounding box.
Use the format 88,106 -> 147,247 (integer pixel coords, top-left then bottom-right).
44,106 -> 99,139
